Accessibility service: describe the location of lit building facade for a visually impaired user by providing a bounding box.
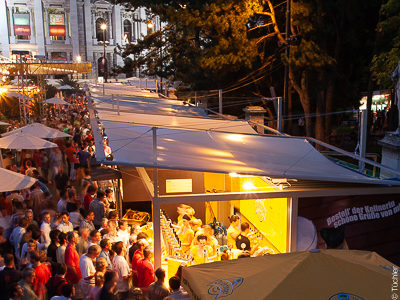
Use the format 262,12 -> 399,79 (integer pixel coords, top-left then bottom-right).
0,0 -> 159,77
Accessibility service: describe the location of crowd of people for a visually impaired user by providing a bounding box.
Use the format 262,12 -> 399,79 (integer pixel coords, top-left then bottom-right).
0,94 -> 191,300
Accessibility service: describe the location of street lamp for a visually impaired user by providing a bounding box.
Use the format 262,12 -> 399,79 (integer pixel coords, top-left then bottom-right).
100,23 -> 108,83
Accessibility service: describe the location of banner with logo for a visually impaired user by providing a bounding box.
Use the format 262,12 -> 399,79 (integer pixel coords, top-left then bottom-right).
14,14 -> 30,36
49,14 -> 65,36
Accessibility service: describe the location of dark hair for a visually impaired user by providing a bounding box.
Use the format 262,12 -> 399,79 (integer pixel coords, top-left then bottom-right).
229,215 -> 240,223
118,220 -> 127,227
56,263 -> 67,275
169,276 -> 181,291
155,267 -> 166,280
137,232 -> 148,240
67,202 -> 78,213
87,185 -> 97,194
105,188 -> 112,195
50,229 -> 61,242
113,241 -> 124,255
61,283 -> 73,297
320,226 -> 346,249
32,229 -> 41,241
59,232 -> 67,245
108,210 -> 117,220
90,230 -> 99,238
182,214 -> 191,221
197,234 -> 207,242
19,217 -> 29,228
4,253 -> 14,266
143,246 -> 153,258
103,271 -> 117,290
241,222 -> 250,232
60,212 -> 69,218
22,267 -> 35,279
238,251 -> 251,259
29,251 -> 41,262
97,190 -> 105,199
100,238 -> 109,249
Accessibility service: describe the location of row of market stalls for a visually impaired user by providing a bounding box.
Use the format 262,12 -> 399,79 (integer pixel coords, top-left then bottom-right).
89,93 -> 400,277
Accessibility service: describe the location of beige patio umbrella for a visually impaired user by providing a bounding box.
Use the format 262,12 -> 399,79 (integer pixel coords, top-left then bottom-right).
0,167 -> 36,192
0,132 -> 58,149
182,249 -> 397,300
58,85 -> 73,90
2,123 -> 71,139
44,97 -> 70,105
0,121 -> 9,126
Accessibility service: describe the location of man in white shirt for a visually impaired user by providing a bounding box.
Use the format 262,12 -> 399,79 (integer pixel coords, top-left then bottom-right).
40,212 -> 51,249
112,241 -> 131,299
116,220 -> 130,248
79,245 -> 100,299
57,212 -> 74,233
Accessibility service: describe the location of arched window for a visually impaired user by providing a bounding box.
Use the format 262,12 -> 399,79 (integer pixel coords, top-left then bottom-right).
96,18 -> 107,42
123,19 -> 132,43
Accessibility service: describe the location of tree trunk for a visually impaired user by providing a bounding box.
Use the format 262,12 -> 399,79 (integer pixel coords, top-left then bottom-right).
324,80 -> 335,140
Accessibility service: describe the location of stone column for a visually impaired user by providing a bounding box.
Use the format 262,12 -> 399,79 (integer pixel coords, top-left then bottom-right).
29,9 -> 36,44
84,0 -> 93,62
112,4 -> 121,46
378,133 -> 400,179
33,0 -> 45,55
45,8 -> 50,45
0,1 -> 10,57
9,5 -> 15,44
69,0 -> 79,58
243,106 -> 267,134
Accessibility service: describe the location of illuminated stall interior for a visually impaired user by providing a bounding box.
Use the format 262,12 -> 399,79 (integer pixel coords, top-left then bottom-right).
89,94 -> 400,274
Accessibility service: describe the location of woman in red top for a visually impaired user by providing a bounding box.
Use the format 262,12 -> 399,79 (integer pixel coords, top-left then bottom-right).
31,251 -> 51,298
83,185 -> 97,211
65,231 -> 82,284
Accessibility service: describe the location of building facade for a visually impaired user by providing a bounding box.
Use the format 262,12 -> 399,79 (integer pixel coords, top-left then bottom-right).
0,0 -> 159,77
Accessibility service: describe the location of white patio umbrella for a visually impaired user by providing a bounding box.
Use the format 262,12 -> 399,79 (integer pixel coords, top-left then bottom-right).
44,97 -> 70,105
58,85 -> 73,90
2,122 -> 71,139
0,121 -> 9,126
0,167 -> 36,192
0,132 -> 58,149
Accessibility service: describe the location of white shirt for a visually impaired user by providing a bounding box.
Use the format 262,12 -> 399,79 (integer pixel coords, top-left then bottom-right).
112,254 -> 130,292
117,230 -> 130,247
57,221 -> 74,233
56,245 -> 66,263
40,222 -> 51,248
79,254 -> 96,284
57,198 -> 67,212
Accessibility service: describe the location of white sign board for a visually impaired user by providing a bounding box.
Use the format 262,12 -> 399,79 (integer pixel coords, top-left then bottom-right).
166,179 -> 193,193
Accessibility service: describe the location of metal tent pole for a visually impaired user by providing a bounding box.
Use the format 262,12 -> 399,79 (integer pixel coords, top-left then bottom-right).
152,127 -> 161,270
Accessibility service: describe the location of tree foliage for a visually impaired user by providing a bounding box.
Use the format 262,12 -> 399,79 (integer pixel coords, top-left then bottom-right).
371,0 -> 400,88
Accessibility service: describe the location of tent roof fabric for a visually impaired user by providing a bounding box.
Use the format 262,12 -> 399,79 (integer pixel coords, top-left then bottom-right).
96,110 -> 256,134
93,96 -> 208,117
0,167 -> 36,192
0,132 -> 58,149
2,122 -> 71,139
100,121 -> 400,185
181,249 -> 395,300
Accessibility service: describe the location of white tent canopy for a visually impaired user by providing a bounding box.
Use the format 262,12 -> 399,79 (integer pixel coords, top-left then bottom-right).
44,97 -> 70,106
93,96 -> 208,117
100,121 -> 400,185
97,110 -> 256,134
0,132 -> 58,149
3,122 -> 71,139
0,167 -> 36,192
